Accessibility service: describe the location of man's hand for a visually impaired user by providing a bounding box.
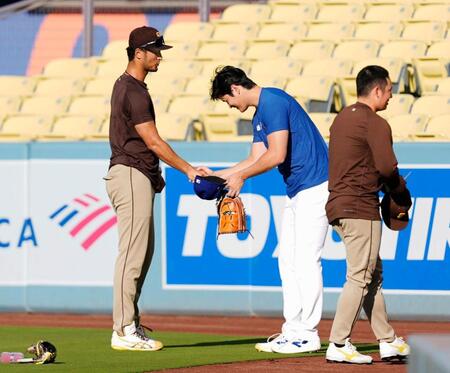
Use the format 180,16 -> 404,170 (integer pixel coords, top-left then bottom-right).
196,166 -> 214,175
225,172 -> 245,197
187,167 -> 207,182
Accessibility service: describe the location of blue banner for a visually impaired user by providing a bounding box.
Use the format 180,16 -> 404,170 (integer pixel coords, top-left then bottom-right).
163,166 -> 450,293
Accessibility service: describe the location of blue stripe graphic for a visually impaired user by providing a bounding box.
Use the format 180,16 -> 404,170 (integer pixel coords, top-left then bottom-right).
49,205 -> 68,219
59,210 -> 79,226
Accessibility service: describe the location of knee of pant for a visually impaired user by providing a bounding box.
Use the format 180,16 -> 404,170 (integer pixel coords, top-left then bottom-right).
346,273 -> 373,289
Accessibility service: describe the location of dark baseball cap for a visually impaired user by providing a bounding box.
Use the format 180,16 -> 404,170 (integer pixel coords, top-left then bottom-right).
194,175 -> 227,200
381,190 -> 411,231
128,26 -> 172,52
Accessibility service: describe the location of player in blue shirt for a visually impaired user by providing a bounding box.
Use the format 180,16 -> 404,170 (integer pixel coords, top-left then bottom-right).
202,66 -> 329,353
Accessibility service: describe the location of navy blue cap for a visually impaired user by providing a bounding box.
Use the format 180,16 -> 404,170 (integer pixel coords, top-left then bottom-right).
194,175 -> 226,200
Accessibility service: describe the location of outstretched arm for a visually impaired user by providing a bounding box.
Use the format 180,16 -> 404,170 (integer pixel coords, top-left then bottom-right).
135,121 -> 205,181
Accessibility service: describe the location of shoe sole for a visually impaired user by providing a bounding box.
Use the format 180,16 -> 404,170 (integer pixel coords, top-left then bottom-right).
273,348 -> 321,354
111,344 -> 163,352
326,359 -> 372,364
381,355 -> 408,362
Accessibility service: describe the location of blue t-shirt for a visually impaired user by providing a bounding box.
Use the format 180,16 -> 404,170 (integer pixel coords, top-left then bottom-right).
252,87 -> 328,198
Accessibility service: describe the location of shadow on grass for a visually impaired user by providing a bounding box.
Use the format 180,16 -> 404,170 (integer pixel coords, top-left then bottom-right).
166,338 -> 263,348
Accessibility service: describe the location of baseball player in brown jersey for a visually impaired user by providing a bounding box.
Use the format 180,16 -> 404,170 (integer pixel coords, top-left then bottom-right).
104,26 -> 205,351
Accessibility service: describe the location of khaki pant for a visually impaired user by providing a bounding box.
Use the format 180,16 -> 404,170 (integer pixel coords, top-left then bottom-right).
104,164 -> 155,335
329,219 -> 395,344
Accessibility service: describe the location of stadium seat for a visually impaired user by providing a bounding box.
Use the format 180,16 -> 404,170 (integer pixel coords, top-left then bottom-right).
0,76 -> 36,96
378,94 -> 416,119
302,59 -> 353,78
164,22 -> 214,42
101,40 -> 127,59
67,95 -> 110,117
437,77 -> 450,94
199,113 -> 242,141
35,78 -> 85,95
285,76 -> 336,112
162,41 -> 199,60
426,41 -> 450,59
411,95 -> 450,116
269,2 -> 318,22
308,112 -> 336,140
184,75 -> 213,95
200,59 -> 251,77
388,114 -> 429,141
413,4 -> 450,22
96,60 -> 125,77
145,75 -> 187,96
152,95 -> 171,113
256,22 -> 307,41
352,58 -> 407,93
306,22 -> 355,41
0,114 -> 53,141
39,115 -> 101,141
316,3 -> 366,22
412,58 -> 449,94
245,40 -> 290,60
86,117 -> 109,141
43,58 -> 97,78
212,23 -> 259,42
418,114 -> 450,140
0,96 -> 22,113
83,77 -> 115,96
156,60 -> 203,78
249,74 -> 287,89
167,95 -> 214,116
20,96 -> 70,115
353,22 -> 403,42
196,41 -> 246,60
156,113 -> 194,141
333,40 -> 380,60
220,4 -> 271,23
288,40 -> 335,62
401,21 -> 447,44
378,41 -> 428,62
336,76 -> 357,108
364,3 -> 414,22
251,58 -> 303,79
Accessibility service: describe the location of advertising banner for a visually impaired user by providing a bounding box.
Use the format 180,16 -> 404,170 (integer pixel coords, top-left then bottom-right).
0,160 -> 116,286
163,164 -> 450,294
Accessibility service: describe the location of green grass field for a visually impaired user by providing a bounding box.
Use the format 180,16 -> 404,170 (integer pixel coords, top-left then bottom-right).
0,326 -> 378,372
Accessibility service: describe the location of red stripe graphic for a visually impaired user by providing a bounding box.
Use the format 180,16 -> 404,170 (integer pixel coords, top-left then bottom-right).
73,198 -> 89,207
84,193 -> 100,202
81,216 -> 117,250
70,205 -> 111,237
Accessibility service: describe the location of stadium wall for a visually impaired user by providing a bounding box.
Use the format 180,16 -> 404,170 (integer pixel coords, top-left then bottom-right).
0,142 -> 449,320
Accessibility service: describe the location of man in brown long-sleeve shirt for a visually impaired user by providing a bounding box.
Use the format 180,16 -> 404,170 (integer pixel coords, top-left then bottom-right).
325,66 -> 410,364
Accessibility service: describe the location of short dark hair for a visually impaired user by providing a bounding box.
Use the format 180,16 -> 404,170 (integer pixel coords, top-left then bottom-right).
126,46 -> 135,61
356,65 -> 390,97
210,66 -> 256,100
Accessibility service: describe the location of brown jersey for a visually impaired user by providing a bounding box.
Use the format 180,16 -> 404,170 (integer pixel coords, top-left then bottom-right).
108,73 -> 165,192
326,102 -> 401,223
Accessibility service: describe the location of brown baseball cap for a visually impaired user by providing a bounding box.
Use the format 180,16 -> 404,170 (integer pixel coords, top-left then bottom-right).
128,26 -> 172,52
381,190 -> 412,231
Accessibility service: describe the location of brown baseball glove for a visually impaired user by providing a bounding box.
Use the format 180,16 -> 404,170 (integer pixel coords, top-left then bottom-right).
217,196 -> 248,235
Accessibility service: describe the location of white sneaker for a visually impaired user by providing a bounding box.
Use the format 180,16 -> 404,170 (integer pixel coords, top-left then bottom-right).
326,338 -> 373,364
380,336 -> 410,361
111,322 -> 163,351
272,337 -> 321,354
255,333 -> 288,353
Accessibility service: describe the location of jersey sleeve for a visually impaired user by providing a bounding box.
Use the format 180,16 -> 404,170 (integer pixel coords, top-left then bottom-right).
126,89 -> 155,126
260,95 -> 290,134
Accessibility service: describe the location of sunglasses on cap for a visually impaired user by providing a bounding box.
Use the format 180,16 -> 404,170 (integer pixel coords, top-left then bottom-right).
138,36 -> 166,50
